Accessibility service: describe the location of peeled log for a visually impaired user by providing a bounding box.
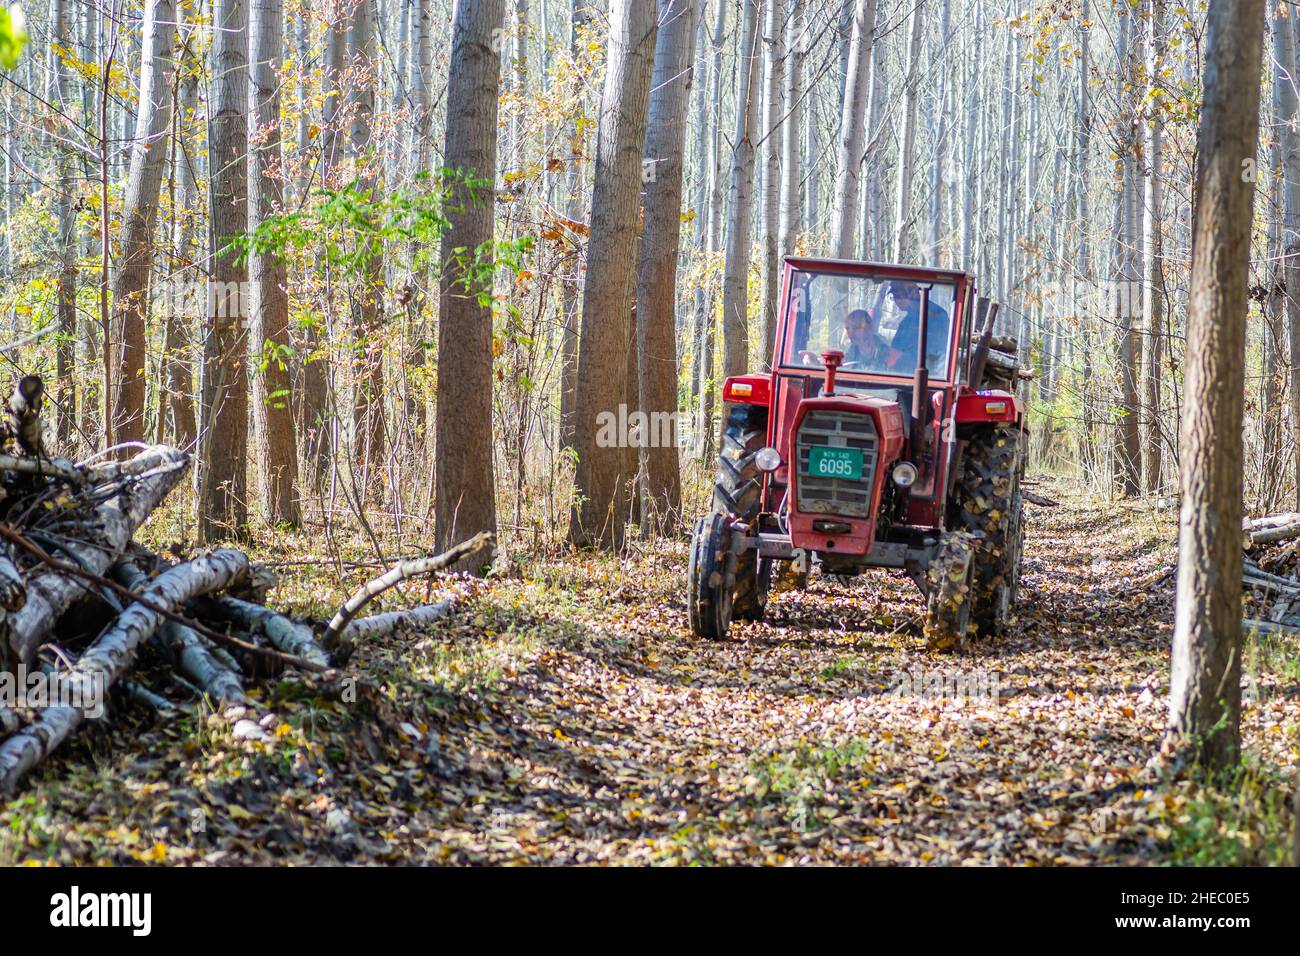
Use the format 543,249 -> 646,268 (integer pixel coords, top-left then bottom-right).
196,596 -> 328,669
1245,519 -> 1300,546
1243,512 -> 1300,530
0,548 -> 249,793
342,599 -> 457,641
5,446 -> 189,667
113,562 -> 248,704
0,540 -> 25,611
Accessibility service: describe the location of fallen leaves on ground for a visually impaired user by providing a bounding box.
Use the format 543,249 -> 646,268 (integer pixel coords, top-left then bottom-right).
3,476 -> 1297,865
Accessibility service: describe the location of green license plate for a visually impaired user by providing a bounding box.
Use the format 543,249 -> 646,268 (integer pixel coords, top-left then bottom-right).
808,446 -> 863,480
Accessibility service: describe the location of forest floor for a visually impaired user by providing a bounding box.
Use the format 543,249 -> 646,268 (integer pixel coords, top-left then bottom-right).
3,475 -> 1298,866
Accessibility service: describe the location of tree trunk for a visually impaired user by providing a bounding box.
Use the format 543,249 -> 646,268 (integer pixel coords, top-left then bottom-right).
892,0 -> 923,261
1167,0 -> 1265,772
777,0 -> 802,259
109,0 -> 177,447
1141,0 -> 1166,494
758,0 -> 783,368
434,0 -> 505,570
720,0 -> 760,379
1288,11 -> 1300,510
693,0 -> 727,461
52,0 -> 77,447
248,0 -> 300,526
1114,6 -> 1142,497
829,0 -> 875,259
349,0 -> 386,477
559,0 -> 595,453
568,0 -> 658,549
636,0 -> 697,536
162,30 -> 200,452
198,0 -> 250,541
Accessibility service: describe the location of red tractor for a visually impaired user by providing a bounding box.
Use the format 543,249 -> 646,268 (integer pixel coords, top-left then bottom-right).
688,257 -> 1027,650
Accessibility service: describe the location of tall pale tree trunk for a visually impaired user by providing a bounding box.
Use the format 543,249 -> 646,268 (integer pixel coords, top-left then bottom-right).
299,7 -> 348,490
434,0 -> 505,570
1167,0 -> 1265,772
758,0 -> 782,368
929,0 -> 952,262
407,0 -> 434,450
569,0 -> 658,548
1114,6 -> 1142,496
636,0 -> 697,536
830,0 -> 875,259
52,0 -> 77,446
350,0 -> 385,475
248,0 -> 300,526
198,0 -> 250,541
109,0 -> 177,447
1141,0 -> 1167,493
720,0 -> 760,378
777,0 -> 802,259
694,0 -> 726,461
1288,11 -> 1300,509
892,0 -> 924,261
559,0 -> 594,452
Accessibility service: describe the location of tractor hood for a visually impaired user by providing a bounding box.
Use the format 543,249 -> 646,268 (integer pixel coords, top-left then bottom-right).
785,394 -> 906,557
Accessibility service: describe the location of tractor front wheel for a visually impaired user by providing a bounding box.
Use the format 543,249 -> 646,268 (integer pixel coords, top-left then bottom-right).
688,513 -> 735,640
714,403 -> 770,621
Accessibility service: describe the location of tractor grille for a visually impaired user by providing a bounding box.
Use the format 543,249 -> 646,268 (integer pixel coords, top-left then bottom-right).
795,411 -> 878,518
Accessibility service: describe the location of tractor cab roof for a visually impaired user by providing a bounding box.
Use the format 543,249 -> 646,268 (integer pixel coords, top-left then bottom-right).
782,256 -> 975,285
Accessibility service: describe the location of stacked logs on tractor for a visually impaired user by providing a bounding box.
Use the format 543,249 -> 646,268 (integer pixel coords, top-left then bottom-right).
0,375 -> 489,794
1241,512 -> 1300,635
968,299 -> 1033,396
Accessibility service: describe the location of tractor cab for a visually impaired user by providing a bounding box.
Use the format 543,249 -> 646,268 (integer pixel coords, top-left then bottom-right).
689,257 -> 1028,651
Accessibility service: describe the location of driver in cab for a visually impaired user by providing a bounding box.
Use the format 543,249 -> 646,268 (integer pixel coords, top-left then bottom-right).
841,308 -> 903,371
797,307 -> 903,372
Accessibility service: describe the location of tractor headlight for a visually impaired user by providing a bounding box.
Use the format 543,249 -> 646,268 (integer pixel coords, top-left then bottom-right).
891,462 -> 919,488
755,446 -> 782,472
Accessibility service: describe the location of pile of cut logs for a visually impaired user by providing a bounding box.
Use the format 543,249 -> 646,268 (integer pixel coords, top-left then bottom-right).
0,375 -> 486,794
1242,512 -> 1300,635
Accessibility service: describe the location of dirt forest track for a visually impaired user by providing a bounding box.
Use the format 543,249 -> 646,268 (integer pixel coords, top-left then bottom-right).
5,476 -> 1299,865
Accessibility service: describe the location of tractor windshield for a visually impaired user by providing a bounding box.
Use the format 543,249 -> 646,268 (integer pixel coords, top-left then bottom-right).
783,270 -> 958,379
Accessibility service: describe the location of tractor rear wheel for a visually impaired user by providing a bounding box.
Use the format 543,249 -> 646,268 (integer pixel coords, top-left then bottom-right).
950,423 -> 1026,636
924,532 -> 974,651
713,403 -> 770,620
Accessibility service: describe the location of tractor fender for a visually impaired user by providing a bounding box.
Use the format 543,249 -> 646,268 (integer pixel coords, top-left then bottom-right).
722,374 -> 772,407
954,389 -> 1022,426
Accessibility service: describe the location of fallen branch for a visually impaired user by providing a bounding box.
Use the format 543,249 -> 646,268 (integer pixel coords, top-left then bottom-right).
342,599 -> 457,641
1243,562 -> 1300,591
0,454 -> 82,485
322,531 -> 493,653
1023,491 -> 1059,507
1248,524 -> 1300,547
0,549 -> 250,793
1243,618 -> 1300,637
